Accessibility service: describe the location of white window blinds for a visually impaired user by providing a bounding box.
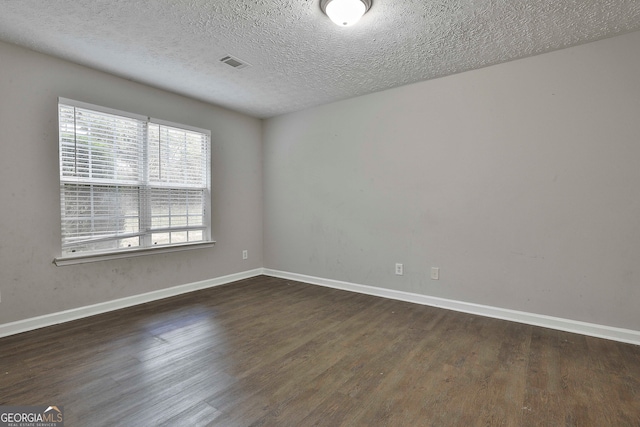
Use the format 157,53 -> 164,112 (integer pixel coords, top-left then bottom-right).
58,98 -> 211,257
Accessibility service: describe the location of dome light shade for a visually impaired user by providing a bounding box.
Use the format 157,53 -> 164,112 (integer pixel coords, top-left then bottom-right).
321,0 -> 372,27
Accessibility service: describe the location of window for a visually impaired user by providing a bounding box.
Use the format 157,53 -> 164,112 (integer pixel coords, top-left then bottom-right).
57,98 -> 211,261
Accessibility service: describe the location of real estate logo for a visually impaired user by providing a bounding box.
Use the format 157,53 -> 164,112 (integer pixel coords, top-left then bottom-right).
0,406 -> 63,427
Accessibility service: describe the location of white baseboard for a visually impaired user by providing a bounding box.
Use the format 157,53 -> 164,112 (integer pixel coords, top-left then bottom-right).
263,269 -> 640,346
4,268 -> 639,346
0,268 -> 264,339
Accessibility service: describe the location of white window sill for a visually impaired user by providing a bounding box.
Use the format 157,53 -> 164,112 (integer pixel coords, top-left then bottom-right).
53,241 -> 216,266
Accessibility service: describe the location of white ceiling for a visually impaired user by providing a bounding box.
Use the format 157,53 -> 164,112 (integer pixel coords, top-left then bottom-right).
1,0 -> 639,118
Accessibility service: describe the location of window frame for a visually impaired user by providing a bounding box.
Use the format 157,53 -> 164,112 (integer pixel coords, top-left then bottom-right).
54,98 -> 214,266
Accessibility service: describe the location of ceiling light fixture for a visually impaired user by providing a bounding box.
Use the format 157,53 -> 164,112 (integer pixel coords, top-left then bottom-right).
320,0 -> 372,27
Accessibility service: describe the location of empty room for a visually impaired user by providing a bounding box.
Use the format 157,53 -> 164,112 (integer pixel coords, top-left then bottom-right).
1,0 -> 639,425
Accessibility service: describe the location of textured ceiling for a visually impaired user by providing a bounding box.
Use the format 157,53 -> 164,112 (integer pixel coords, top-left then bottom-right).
1,0 -> 639,118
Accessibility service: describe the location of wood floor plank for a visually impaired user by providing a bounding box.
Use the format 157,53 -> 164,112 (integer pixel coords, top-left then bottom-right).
1,275 -> 639,426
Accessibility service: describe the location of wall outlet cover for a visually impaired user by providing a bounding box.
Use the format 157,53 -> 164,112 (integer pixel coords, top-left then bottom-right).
395,263 -> 404,275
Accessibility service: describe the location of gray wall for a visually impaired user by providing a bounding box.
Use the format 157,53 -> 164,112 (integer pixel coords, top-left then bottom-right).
3,30 -> 640,332
0,41 -> 263,324
263,31 -> 640,331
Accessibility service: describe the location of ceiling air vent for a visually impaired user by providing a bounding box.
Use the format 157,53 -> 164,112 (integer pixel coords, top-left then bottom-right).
219,55 -> 251,70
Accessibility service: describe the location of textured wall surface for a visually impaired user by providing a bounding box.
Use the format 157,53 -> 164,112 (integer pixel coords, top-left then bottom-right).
0,0 -> 639,117
0,41 -> 263,325
263,31 -> 640,331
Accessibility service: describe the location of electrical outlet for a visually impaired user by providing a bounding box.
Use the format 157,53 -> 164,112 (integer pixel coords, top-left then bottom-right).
242,250 -> 248,260
431,267 -> 439,280
395,263 -> 403,275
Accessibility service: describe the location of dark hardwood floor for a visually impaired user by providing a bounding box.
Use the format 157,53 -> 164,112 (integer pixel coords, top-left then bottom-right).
1,275 -> 639,426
